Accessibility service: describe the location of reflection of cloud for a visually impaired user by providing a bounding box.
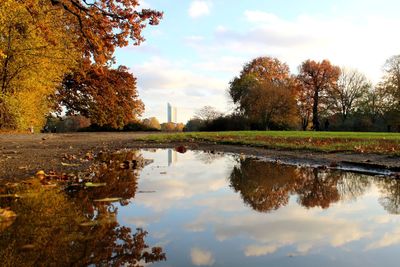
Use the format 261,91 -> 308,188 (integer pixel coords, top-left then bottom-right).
214,212 -> 368,248
124,213 -> 162,227
151,230 -> 169,239
244,244 -> 280,257
296,243 -> 313,254
185,205 -> 369,255
191,247 -> 215,266
372,215 -> 393,224
193,194 -> 245,212
135,154 -> 233,211
367,227 -> 400,250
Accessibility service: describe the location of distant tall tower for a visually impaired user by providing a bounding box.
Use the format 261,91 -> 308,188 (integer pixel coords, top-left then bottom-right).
167,103 -> 178,123
167,103 -> 172,122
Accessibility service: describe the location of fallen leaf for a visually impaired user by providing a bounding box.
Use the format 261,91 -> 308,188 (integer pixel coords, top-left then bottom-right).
85,182 -> 107,187
61,162 -> 81,167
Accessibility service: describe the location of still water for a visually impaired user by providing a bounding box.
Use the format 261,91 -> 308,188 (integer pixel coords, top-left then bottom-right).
1,149 -> 400,266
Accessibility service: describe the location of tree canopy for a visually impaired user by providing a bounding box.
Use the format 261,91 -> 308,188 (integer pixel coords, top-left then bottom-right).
0,0 -> 78,130
0,0 -> 162,131
48,0 -> 163,64
228,57 -> 298,129
297,60 -> 341,131
57,64 -> 144,129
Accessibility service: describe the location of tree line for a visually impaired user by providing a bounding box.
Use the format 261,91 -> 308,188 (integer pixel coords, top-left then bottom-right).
186,56 -> 400,132
0,0 -> 162,131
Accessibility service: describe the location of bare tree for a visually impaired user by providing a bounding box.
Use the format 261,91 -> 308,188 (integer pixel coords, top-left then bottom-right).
194,106 -> 223,122
329,68 -> 371,122
380,55 -> 400,109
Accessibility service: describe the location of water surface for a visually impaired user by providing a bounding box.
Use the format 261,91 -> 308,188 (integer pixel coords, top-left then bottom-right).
1,149 -> 400,266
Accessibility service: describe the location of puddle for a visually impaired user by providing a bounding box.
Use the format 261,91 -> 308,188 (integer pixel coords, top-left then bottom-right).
1,148 -> 400,266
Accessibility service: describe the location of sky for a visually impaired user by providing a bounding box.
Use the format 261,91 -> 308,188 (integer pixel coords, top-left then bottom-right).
114,0 -> 400,123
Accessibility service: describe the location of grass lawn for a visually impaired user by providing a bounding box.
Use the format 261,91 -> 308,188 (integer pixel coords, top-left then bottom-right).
133,131 -> 400,155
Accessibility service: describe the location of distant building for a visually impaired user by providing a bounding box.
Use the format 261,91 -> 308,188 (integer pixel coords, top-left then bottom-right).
167,103 -> 178,123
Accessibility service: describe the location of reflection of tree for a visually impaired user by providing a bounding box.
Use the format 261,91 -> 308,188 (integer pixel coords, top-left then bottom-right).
0,150 -> 166,267
194,151 -> 224,164
229,158 -> 374,213
295,169 -> 341,209
336,172 -> 371,201
68,150 -> 144,219
229,159 -> 302,212
378,178 -> 400,214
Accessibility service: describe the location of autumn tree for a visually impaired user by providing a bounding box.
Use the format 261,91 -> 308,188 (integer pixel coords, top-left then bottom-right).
142,117 -> 161,130
229,57 -> 298,129
47,0 -> 163,64
1,0 -> 162,130
297,60 -> 340,131
57,64 -> 144,129
0,0 -> 78,130
328,68 -> 370,122
295,79 -> 313,130
160,122 -> 184,132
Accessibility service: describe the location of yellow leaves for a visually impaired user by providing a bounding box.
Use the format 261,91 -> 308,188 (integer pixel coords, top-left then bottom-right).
0,208 -> 16,222
84,182 -> 107,188
0,0 -> 79,130
0,208 -> 17,232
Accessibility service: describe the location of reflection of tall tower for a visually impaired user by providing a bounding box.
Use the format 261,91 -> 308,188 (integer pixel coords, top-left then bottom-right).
167,149 -> 178,166
167,103 -> 178,123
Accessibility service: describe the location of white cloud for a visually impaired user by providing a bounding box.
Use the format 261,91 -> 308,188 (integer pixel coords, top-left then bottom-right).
130,57 -> 230,123
191,247 -> 215,266
196,11 -> 400,83
189,1 -> 211,18
138,0 -> 151,9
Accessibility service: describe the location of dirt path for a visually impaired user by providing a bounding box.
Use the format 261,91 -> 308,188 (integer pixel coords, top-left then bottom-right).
1,132 -> 399,182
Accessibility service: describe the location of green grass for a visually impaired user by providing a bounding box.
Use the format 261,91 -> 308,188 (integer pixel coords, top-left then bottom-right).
132,131 -> 400,155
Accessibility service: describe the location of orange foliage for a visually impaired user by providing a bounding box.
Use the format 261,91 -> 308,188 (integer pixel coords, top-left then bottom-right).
57,63 -> 144,129
49,0 -> 163,64
297,60 -> 340,130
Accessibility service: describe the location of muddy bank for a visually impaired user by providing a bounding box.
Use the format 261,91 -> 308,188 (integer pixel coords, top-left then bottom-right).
1,132 -> 399,181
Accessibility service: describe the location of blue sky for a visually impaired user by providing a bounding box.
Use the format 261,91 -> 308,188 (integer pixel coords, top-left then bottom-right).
114,0 -> 400,123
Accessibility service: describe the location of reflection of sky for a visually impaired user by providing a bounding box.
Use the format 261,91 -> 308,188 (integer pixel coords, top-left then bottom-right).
118,150 -> 400,267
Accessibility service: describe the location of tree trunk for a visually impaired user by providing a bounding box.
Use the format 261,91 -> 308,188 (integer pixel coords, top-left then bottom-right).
301,118 -> 308,131
312,89 -> 320,131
